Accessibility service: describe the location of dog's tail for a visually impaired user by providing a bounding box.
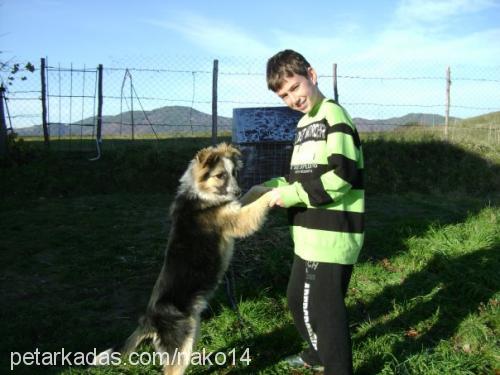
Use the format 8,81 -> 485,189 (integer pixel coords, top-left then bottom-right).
92,319 -> 155,366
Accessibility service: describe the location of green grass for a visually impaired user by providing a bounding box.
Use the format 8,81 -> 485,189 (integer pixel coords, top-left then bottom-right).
1,135 -> 499,374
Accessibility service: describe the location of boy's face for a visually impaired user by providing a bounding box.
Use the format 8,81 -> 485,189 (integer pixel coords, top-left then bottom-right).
275,67 -> 323,113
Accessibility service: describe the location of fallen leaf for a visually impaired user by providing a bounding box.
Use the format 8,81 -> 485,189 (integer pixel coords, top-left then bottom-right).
404,329 -> 419,338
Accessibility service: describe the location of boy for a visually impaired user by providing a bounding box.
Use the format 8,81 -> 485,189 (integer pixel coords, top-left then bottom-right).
263,49 -> 364,374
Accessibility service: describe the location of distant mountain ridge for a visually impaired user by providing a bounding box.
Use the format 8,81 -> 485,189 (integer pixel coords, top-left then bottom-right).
14,106 -> 464,136
353,113 -> 461,132
15,106 -> 232,137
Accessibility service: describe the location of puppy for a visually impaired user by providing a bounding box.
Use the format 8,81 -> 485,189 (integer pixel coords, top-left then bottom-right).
93,143 -> 272,374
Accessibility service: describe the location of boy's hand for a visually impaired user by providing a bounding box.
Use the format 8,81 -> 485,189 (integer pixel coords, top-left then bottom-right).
268,188 -> 285,207
240,185 -> 272,206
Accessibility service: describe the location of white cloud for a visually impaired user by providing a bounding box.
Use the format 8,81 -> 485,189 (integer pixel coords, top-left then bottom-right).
351,27 -> 500,68
147,3 -> 500,71
146,10 -> 365,65
395,0 -> 498,24
147,12 -> 273,57
347,0 -> 500,68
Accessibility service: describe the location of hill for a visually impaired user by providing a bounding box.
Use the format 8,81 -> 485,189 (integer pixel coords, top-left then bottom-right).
353,113 -> 461,132
454,111 -> 500,128
13,107 -> 474,136
14,106 -> 232,137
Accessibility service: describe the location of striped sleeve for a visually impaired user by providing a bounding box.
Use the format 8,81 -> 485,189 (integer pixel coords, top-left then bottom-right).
263,176 -> 290,188
279,122 -> 363,208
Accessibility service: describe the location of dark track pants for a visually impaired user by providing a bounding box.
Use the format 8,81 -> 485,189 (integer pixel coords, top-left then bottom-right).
287,254 -> 354,375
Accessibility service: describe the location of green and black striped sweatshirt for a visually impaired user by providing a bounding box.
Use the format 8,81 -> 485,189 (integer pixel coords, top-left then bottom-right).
264,98 -> 364,264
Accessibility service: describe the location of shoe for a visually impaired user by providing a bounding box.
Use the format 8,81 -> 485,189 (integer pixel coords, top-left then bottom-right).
284,354 -> 325,372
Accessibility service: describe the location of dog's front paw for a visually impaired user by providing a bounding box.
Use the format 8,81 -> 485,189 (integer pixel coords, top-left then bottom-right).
240,185 -> 272,205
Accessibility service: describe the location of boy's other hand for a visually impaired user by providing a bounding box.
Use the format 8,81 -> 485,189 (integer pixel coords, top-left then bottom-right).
269,188 -> 285,207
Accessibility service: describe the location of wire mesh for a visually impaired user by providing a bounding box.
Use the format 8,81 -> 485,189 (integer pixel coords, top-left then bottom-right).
1,56 -> 499,151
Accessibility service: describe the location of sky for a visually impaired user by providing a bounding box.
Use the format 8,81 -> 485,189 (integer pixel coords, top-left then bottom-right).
2,0 -> 499,66
1,0 -> 500,126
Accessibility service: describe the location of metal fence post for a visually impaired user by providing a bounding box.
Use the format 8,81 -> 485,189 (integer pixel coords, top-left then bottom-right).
41,58 -> 50,147
212,59 -> 218,145
0,85 -> 8,157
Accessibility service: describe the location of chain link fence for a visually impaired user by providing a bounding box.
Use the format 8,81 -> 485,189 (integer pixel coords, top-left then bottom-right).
1,56 -> 499,154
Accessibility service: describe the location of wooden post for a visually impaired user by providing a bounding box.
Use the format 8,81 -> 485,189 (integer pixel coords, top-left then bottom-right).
96,64 -> 103,142
444,66 -> 451,140
212,59 -> 218,145
130,73 -> 134,141
0,85 -> 8,157
333,63 -> 339,103
41,58 -> 50,146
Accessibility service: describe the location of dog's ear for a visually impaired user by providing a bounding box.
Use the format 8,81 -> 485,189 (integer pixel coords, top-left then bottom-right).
195,147 -> 220,167
227,144 -> 242,159
195,147 -> 212,165
216,142 -> 241,158
216,143 -> 242,168
226,144 -> 242,169
204,153 -> 220,167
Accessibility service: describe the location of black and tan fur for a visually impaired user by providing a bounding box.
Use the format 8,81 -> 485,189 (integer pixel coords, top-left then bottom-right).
93,143 -> 272,375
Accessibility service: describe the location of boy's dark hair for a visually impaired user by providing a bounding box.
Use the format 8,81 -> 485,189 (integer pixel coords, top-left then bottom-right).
266,49 -> 311,92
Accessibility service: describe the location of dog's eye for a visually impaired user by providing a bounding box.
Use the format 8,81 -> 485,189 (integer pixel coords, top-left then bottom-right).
215,172 -> 227,179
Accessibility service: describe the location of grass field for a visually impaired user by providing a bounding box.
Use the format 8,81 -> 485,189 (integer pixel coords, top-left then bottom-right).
1,133 -> 499,374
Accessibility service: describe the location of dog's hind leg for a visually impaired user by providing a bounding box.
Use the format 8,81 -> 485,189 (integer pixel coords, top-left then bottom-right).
161,316 -> 199,375
120,326 -> 151,355
92,325 -> 151,366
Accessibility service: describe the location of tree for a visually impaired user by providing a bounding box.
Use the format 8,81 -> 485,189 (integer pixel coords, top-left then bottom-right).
0,60 -> 36,88
0,58 -> 35,157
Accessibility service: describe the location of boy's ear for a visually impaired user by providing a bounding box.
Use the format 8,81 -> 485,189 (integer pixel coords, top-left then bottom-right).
307,67 -> 318,85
